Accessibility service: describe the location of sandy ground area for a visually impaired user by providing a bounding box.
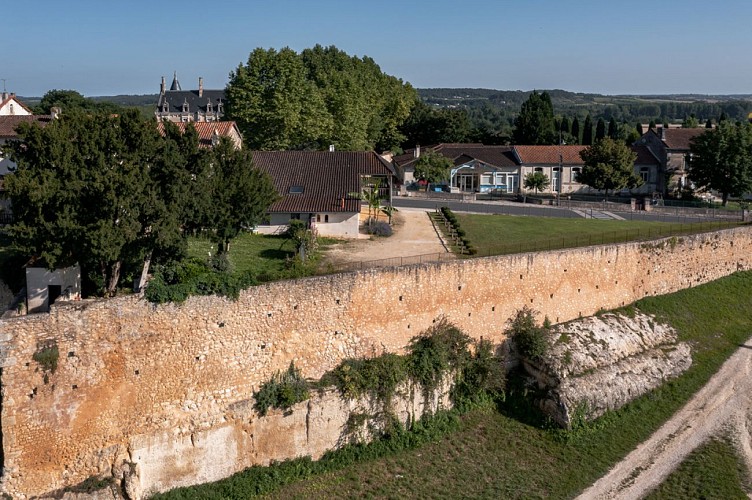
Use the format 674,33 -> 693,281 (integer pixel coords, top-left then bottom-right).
577,336 -> 752,499
320,208 -> 453,267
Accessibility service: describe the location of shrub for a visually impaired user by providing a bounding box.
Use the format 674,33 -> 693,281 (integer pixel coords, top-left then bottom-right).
254,362 -> 310,416
33,343 -> 59,374
407,318 -> 472,392
145,259 -> 258,304
365,221 -> 393,237
507,307 -> 551,361
322,353 -> 407,401
453,339 -> 506,405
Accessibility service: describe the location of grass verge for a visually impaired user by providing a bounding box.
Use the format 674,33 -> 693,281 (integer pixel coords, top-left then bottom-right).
456,213 -> 742,257
646,437 -> 749,499
153,271 -> 752,499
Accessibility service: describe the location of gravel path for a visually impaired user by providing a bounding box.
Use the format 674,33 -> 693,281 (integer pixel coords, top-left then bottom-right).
577,337 -> 752,499
320,208 -> 452,266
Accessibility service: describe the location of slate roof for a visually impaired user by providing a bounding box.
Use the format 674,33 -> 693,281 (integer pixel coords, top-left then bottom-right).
157,121 -> 240,148
251,151 -> 393,213
394,144 -> 516,169
513,145 -> 588,165
631,144 -> 660,165
659,128 -> 705,150
0,115 -> 53,139
157,89 -> 226,115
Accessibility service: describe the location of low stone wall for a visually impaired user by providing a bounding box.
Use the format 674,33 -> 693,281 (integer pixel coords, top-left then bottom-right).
1,227 -> 751,497
527,312 -> 691,428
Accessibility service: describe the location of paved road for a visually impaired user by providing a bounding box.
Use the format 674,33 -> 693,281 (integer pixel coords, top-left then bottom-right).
392,198 -> 717,224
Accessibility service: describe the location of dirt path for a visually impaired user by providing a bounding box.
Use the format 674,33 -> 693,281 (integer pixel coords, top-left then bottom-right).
320,208 -> 452,267
577,337 -> 752,499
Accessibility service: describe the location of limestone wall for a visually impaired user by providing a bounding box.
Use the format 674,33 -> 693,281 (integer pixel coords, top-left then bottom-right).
1,227 -> 751,497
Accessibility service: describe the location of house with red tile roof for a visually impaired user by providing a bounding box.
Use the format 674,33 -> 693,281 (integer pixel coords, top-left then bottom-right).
513,144 -> 660,196
157,121 -> 242,149
251,151 -> 394,238
0,92 -> 33,116
635,127 -> 707,194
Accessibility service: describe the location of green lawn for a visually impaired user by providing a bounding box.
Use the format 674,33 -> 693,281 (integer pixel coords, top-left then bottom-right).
156,271 -> 752,499
188,233 -> 297,280
646,438 -> 749,499
455,213 -> 742,256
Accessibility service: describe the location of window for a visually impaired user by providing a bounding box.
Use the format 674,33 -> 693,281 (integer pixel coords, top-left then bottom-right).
572,167 -> 581,183
9,104 -> 14,114
481,174 -> 493,185
325,214 -> 329,223
534,167 -> 543,172
182,101 -> 189,113
291,213 -> 301,220
640,167 -> 650,182
316,214 -> 321,222
289,185 -> 304,194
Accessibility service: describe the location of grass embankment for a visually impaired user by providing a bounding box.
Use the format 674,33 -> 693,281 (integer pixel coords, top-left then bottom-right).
155,271 -> 752,499
646,437 -> 749,499
455,213 -> 741,256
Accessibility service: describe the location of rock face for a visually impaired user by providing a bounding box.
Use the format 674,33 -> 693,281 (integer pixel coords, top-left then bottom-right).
525,312 -> 691,428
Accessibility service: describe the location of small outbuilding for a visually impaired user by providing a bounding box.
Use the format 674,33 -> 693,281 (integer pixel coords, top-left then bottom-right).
25,264 -> 81,314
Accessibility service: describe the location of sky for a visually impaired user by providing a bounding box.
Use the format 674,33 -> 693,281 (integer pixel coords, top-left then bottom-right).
3,0 -> 752,97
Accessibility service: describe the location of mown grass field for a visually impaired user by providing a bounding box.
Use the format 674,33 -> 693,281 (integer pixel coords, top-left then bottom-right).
156,271 -> 752,499
454,213 -> 742,256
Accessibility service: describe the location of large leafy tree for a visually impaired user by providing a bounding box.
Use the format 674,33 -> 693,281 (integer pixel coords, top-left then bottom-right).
414,150 -> 453,185
688,122 -> 752,206
226,45 -> 416,152
577,138 -> 641,199
513,91 -> 556,145
35,89 -> 121,115
399,100 -> 471,148
226,47 -> 332,150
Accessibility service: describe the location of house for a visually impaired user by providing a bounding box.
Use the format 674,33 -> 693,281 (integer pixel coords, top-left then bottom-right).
157,121 -> 242,149
155,72 -> 225,123
251,151 -> 395,238
513,144 -> 660,196
392,144 -> 518,193
0,91 -> 33,116
636,127 -> 706,194
25,263 -> 81,314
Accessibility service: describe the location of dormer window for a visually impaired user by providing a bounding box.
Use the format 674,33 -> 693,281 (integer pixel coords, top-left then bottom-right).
217,100 -> 222,114
182,100 -> 189,113
207,101 -> 213,113
162,101 -> 169,112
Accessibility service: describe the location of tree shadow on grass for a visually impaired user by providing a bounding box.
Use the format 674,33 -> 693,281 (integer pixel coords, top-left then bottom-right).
259,248 -> 294,260
497,369 -> 554,430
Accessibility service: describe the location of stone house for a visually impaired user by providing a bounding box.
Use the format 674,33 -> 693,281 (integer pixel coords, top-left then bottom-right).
635,127 -> 706,195
25,263 -> 81,314
155,72 -> 225,123
513,144 -> 660,196
251,151 -> 395,238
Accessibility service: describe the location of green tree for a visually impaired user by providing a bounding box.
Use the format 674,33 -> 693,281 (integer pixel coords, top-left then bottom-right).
688,122 -> 752,206
35,89 -> 121,114
595,118 -> 606,140
577,138 -> 641,199
636,122 -> 644,136
559,116 -> 571,135
582,114 -> 594,145
226,47 -> 333,150
414,150 -> 453,185
400,100 -> 471,148
682,114 -> 699,128
513,91 -> 556,145
571,116 -> 581,144
607,117 -> 618,139
204,138 -> 278,253
524,171 -> 550,194
648,120 -> 656,130
705,118 -> 713,128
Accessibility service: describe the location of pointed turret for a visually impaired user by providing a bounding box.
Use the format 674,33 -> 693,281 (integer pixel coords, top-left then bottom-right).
170,71 -> 181,91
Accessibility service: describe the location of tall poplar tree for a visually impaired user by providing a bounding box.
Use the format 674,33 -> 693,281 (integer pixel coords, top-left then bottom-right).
607,117 -> 618,139
512,91 -> 556,145
582,114 -> 594,145
571,116 -> 581,144
595,118 -> 606,141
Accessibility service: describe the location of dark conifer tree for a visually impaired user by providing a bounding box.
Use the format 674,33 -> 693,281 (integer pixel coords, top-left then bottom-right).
571,116 -> 581,144
595,118 -> 606,141
582,114 -> 593,145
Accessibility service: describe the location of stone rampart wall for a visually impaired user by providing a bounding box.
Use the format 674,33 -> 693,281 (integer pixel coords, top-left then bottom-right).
1,227 -> 751,496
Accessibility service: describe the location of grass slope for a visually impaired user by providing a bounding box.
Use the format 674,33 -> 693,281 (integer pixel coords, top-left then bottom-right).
456,213 -> 740,256
646,437 -> 749,499
155,271 -> 752,499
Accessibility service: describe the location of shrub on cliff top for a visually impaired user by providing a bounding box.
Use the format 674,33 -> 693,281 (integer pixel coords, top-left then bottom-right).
320,353 -> 407,401
407,318 -> 472,392
254,362 -> 310,416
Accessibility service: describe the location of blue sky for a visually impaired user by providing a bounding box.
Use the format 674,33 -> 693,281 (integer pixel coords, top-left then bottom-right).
3,0 -> 751,97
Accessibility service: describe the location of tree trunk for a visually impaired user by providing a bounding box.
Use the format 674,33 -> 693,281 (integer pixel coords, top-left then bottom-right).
135,250 -> 152,293
722,192 -> 729,206
106,260 -> 122,296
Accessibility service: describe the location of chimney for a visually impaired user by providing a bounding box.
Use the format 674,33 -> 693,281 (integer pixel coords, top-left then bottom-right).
50,107 -> 61,119
329,144 -> 335,152
340,197 -> 345,208
1,91 -> 7,101
160,76 -> 165,95
660,126 -> 666,140
199,77 -> 204,98
414,145 -> 421,158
